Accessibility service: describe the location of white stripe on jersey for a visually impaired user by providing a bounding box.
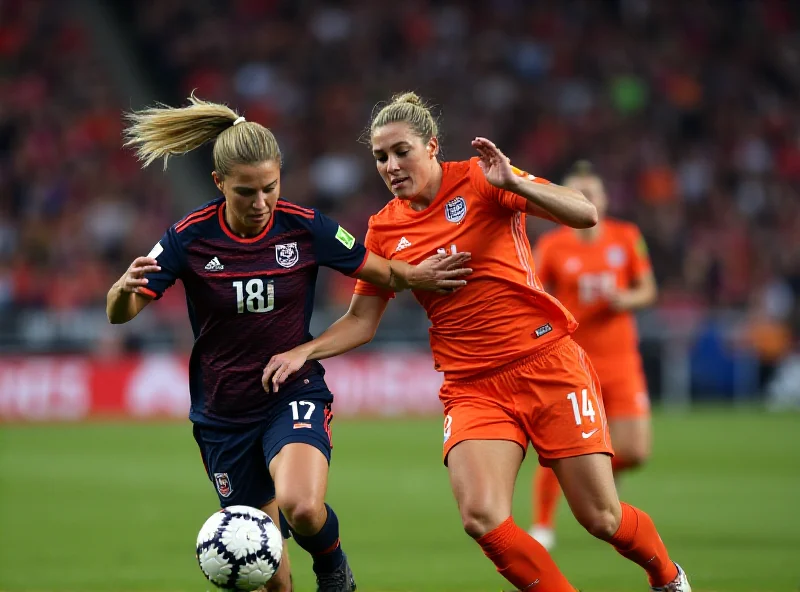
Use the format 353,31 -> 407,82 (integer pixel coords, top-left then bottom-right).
510,212 -> 536,288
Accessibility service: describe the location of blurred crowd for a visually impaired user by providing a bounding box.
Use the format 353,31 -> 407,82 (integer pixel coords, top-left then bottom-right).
3,0 -> 799,368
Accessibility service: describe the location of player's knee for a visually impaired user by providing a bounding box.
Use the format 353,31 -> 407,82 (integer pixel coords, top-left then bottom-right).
576,506 -> 621,540
616,446 -> 650,470
459,503 -> 508,539
279,496 -> 325,533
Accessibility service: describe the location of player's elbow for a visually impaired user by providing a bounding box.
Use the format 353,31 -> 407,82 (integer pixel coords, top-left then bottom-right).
352,317 -> 380,347
106,309 -> 128,324
573,196 -> 598,229
644,283 -> 658,306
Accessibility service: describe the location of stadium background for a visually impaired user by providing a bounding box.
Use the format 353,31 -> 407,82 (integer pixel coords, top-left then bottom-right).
0,0 -> 798,590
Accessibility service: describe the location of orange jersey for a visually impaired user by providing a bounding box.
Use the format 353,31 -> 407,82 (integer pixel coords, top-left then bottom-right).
354,158 -> 578,379
534,219 -> 651,370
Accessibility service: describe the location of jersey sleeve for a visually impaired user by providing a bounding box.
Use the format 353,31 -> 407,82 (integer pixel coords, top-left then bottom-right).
627,226 -> 652,279
468,157 -> 551,213
140,227 -> 185,300
353,225 -> 395,300
311,211 -> 369,276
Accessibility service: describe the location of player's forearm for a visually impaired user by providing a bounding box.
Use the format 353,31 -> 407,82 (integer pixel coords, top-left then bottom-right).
355,253 -> 410,292
296,313 -> 377,361
615,283 -> 658,311
106,281 -> 142,324
510,177 -> 598,228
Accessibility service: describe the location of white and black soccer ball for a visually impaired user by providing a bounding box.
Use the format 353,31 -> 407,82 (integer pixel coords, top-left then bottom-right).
196,505 -> 283,591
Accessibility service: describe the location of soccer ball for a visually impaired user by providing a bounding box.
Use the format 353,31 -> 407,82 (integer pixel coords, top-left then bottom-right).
196,505 -> 283,590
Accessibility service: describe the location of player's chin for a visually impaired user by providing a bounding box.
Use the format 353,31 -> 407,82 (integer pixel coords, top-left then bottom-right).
247,212 -> 271,227
391,184 -> 414,199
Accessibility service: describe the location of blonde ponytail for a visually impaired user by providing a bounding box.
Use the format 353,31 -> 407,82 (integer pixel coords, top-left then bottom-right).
124,92 -> 281,175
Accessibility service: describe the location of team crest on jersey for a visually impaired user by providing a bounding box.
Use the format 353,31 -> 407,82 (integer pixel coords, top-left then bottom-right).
444,196 -> 467,223
564,256 -> 582,273
214,473 -> 233,498
275,242 -> 299,268
605,245 -> 627,268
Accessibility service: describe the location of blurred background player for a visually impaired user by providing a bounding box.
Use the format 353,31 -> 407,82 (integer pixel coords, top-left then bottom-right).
529,160 -> 658,551
264,93 -> 690,592
107,94 -> 470,592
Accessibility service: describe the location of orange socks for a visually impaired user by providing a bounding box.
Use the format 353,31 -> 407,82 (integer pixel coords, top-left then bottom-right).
609,503 -> 679,587
476,517 -> 575,591
533,466 -> 561,528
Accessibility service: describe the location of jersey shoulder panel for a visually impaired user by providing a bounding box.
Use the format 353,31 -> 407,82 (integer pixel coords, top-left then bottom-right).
173,197 -> 225,240
274,198 -> 317,224
604,217 -> 638,236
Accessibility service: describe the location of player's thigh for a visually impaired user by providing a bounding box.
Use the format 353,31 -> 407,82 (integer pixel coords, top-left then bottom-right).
447,439 -> 524,536
193,422 -> 274,508
518,339 -> 613,465
609,416 -> 651,465
260,499 -> 293,592
550,452 -> 621,539
264,379 -> 334,519
269,443 -> 329,519
440,381 -> 527,535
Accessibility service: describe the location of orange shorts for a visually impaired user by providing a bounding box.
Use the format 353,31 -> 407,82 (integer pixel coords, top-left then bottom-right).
439,337 -> 614,467
592,358 -> 650,420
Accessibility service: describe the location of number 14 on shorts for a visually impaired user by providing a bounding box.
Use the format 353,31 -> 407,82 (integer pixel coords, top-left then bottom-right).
567,389 -> 597,437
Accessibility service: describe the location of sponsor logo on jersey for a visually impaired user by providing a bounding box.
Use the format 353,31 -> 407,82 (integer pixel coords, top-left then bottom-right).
275,243 -> 299,268
444,196 -> 467,223
204,257 -> 224,271
395,237 -> 412,252
214,473 -> 233,497
606,245 -> 627,268
534,323 -> 553,338
335,226 -> 356,249
293,422 -> 312,429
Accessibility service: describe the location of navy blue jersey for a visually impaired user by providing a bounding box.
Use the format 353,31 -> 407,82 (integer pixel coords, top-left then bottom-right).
141,197 -> 368,426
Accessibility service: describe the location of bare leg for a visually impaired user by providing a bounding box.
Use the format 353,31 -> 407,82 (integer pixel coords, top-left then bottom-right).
448,440 -> 576,591
260,499 -> 293,592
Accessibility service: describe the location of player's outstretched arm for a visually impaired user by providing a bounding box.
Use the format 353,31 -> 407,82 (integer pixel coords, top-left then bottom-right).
106,256 -> 160,323
356,251 -> 472,293
263,294 -> 389,392
472,137 -> 598,228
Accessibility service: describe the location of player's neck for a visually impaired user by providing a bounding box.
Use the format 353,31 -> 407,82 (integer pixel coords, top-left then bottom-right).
575,220 -> 603,242
407,161 -> 443,212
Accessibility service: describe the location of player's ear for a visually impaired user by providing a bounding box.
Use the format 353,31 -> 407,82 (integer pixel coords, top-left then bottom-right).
212,171 -> 224,193
427,137 -> 439,159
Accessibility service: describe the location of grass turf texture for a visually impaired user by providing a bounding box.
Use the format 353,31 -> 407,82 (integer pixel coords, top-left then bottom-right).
0,409 -> 797,591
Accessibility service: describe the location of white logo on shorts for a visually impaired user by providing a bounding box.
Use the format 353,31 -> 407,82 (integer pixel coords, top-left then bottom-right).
443,414 -> 453,443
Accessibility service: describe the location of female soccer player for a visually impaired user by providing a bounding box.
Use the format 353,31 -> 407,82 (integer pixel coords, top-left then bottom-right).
107,94 -> 471,592
264,93 -> 690,591
528,161 -> 658,551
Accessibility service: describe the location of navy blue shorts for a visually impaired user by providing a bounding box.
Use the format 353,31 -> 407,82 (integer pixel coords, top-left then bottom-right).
193,375 -> 334,528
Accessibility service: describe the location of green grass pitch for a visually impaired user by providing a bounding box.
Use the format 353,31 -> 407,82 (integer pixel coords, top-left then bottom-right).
0,409 -> 798,591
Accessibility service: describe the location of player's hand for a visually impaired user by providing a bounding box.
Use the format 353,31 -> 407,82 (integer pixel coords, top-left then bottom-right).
608,290 -> 632,312
408,252 -> 472,294
263,349 -> 309,393
472,137 -> 517,190
119,257 -> 160,294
